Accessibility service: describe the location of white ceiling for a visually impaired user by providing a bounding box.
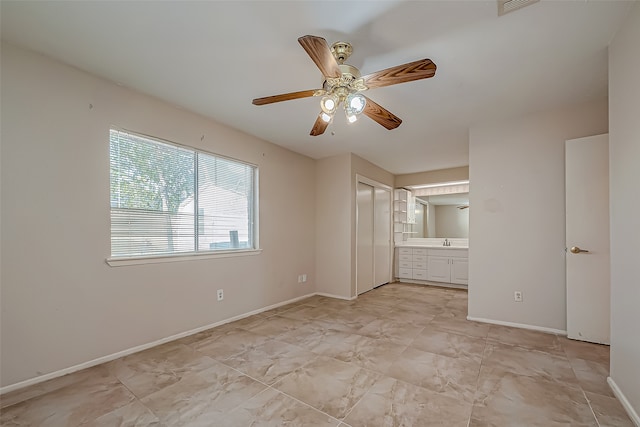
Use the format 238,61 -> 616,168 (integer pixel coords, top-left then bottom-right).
1,1 -> 633,174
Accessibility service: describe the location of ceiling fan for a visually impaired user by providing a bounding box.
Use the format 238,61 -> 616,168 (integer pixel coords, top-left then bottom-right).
252,35 -> 437,136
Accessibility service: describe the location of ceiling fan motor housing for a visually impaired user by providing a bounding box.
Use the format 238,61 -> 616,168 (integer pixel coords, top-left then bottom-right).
323,63 -> 367,100
330,41 -> 353,64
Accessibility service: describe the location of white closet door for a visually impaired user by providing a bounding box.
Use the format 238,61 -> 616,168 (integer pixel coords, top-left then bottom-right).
374,187 -> 391,287
357,182 -> 375,294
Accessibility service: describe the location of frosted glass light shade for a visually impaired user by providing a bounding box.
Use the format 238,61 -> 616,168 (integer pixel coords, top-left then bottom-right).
320,95 -> 338,114
346,93 -> 366,114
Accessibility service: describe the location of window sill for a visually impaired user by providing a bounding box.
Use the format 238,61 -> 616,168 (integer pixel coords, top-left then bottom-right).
106,248 -> 262,267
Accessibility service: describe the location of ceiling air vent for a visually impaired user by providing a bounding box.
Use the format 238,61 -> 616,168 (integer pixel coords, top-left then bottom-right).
498,0 -> 539,16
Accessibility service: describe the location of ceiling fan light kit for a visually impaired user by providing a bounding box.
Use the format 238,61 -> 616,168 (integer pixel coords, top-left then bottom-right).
252,35 -> 437,136
320,94 -> 338,115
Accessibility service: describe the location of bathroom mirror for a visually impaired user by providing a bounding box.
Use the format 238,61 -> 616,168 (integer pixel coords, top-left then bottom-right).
411,193 -> 469,238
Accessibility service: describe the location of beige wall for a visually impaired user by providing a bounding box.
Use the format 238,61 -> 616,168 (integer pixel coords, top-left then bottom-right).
468,99 -> 608,331
435,205 -> 469,238
0,43 -> 317,387
609,3 -> 640,418
315,153 -> 352,298
395,166 -> 468,188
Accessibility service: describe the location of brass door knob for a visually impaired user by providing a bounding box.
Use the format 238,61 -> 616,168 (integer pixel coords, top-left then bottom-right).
570,246 -> 589,254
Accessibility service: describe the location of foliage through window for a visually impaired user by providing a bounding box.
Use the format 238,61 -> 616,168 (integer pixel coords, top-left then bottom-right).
109,129 -> 257,258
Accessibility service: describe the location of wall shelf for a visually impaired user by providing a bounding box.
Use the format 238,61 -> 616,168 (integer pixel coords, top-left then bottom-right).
393,189 -> 416,244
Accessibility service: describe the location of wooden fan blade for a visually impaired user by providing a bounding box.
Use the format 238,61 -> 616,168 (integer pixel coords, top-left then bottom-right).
362,59 -> 436,89
363,96 -> 402,130
252,89 -> 318,106
310,115 -> 329,136
298,35 -> 342,78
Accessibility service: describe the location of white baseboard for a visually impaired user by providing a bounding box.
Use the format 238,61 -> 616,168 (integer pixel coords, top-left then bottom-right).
0,292 -> 316,396
315,292 -> 356,301
608,377 -> 640,426
467,316 -> 567,336
398,279 -> 468,290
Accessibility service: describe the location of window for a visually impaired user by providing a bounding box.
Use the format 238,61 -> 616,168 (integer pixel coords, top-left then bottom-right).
109,129 -> 257,260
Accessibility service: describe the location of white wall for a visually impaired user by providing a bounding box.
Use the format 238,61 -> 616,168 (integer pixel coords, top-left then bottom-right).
468,99 -> 608,331
0,43 -> 317,388
608,2 -> 640,418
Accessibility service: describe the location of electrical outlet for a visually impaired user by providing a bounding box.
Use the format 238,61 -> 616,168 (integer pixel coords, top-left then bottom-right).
217,289 -> 224,301
514,291 -> 523,302
302,274 -> 307,282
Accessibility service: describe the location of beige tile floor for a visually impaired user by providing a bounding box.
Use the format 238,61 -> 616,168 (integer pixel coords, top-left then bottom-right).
1,283 -> 634,426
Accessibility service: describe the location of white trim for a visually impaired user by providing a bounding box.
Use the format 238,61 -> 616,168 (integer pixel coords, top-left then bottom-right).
466,316 -> 567,335
106,248 -> 262,267
355,174 -> 392,191
398,279 -> 468,290
316,292 -> 357,301
607,377 -> 640,426
0,291 -> 314,395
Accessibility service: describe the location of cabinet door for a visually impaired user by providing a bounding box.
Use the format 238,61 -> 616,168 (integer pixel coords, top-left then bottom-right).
451,258 -> 469,285
427,256 -> 451,282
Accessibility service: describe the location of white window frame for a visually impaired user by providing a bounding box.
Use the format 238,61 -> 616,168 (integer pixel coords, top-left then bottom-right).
107,128 -> 260,267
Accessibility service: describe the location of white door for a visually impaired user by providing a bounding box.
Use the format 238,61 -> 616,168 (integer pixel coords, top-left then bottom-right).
565,134 -> 610,344
357,182 -> 375,294
374,187 -> 391,287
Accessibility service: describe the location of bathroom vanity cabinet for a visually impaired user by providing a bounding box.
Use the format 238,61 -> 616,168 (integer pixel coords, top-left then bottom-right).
395,246 -> 468,287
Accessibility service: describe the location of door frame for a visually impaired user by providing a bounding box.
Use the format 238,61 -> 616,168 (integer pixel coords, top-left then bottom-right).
355,174 -> 393,296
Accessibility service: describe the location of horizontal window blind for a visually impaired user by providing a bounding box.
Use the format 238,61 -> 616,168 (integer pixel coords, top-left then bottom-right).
109,129 -> 256,258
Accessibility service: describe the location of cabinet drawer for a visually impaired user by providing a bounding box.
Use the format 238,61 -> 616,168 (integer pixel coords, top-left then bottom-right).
413,248 -> 428,256
412,269 -> 427,280
398,248 -> 412,255
399,254 -> 412,262
399,260 -> 412,269
398,268 -> 412,279
412,261 -> 427,269
412,255 -> 427,263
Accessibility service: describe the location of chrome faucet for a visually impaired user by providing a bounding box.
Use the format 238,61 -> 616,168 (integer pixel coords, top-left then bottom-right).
443,238 -> 449,246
